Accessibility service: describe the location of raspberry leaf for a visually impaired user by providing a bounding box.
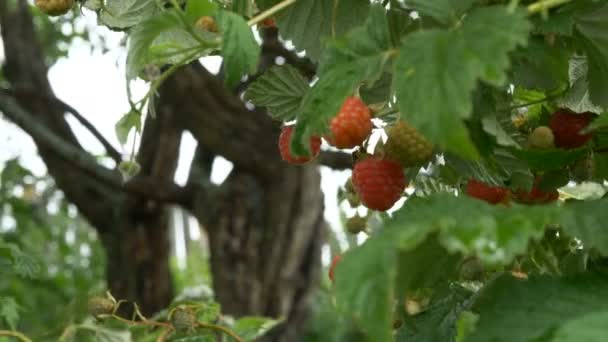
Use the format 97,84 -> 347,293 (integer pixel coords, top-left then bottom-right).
126,11 -> 181,79
394,6 -> 531,159
335,193 -> 564,342
395,284 -> 473,342
99,0 -> 157,29
245,65 -> 309,121
558,55 -> 605,114
552,311 -> 608,342
275,0 -> 371,61
232,316 -> 280,341
574,2 -> 608,109
510,147 -> 588,171
467,273 -> 608,342
406,0 -> 475,25
217,10 -> 261,88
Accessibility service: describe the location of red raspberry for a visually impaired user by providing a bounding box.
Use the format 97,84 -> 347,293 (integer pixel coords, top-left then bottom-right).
548,109 -> 595,149
329,254 -> 342,283
326,97 -> 373,149
260,18 -> 276,28
352,157 -> 406,211
465,180 -> 510,205
278,126 -> 321,164
513,182 -> 558,204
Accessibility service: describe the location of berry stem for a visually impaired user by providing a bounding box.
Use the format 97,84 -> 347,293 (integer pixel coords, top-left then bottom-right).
247,0 -> 296,26
155,328 -> 173,342
0,330 -> 32,342
504,87 -> 568,111
527,0 -> 572,14
97,313 -> 173,328
196,322 -> 245,342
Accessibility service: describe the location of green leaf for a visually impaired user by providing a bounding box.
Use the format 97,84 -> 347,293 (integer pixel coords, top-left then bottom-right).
360,72 -> 392,105
467,273 -> 608,342
510,147 -> 588,171
558,55 -> 604,114
115,111 -> 141,145
481,116 -> 519,148
148,28 -> 213,65
405,0 -> 474,24
560,198 -> 608,256
99,0 -> 157,29
126,11 -> 182,79
396,285 -> 473,342
551,311 -> 608,342
291,5 -> 391,155
574,3 -> 608,109
389,194 -> 560,267
245,65 -> 309,121
276,0 -> 371,61
509,37 -> 570,90
394,6 -> 531,159
118,160 -> 141,181
231,0 -> 252,17
232,316 -> 280,341
395,236 -> 462,298
217,10 -> 261,88
195,302 -> 221,323
0,297 -> 19,330
455,311 -> 478,342
185,0 -> 218,25
335,193 -> 562,341
335,233 -> 396,342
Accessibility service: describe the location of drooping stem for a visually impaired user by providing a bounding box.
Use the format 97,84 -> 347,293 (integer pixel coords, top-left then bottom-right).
527,0 -> 572,14
196,322 -> 245,342
247,0 -> 296,26
0,330 -> 33,342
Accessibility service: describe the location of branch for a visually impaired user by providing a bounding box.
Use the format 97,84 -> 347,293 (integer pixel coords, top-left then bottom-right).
6,89 -> 122,163
0,91 -> 192,206
62,100 -> 122,163
317,150 -> 353,170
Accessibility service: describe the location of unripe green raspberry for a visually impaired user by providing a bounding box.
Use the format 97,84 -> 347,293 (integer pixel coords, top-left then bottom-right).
171,306 -> 197,332
88,297 -> 115,317
384,121 -> 433,167
345,215 -> 367,234
528,126 -> 555,149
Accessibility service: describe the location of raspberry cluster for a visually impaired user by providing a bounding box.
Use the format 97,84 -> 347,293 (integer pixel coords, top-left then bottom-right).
465,178 -> 559,205
278,97 -> 408,211
528,109 -> 596,150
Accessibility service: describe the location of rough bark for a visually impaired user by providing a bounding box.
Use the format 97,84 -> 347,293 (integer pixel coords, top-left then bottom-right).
206,168 -> 325,341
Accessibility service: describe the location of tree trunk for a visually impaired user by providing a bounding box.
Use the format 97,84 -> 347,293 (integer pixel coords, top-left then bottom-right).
101,213 -> 174,315
206,167 -> 325,341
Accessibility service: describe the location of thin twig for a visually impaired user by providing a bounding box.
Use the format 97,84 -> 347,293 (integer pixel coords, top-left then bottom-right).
0,330 -> 33,342
527,0 -> 572,14
197,322 -> 244,342
247,0 -> 296,26
2,88 -> 122,163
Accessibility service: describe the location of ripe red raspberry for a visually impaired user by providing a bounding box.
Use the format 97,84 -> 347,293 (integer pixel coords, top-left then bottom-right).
35,0 -> 74,16
278,126 -> 321,164
352,157 -> 406,211
548,109 -> 595,149
329,254 -> 342,283
513,184 -> 558,204
465,180 -> 510,205
260,18 -> 276,28
385,120 -> 433,167
326,97 -> 373,149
